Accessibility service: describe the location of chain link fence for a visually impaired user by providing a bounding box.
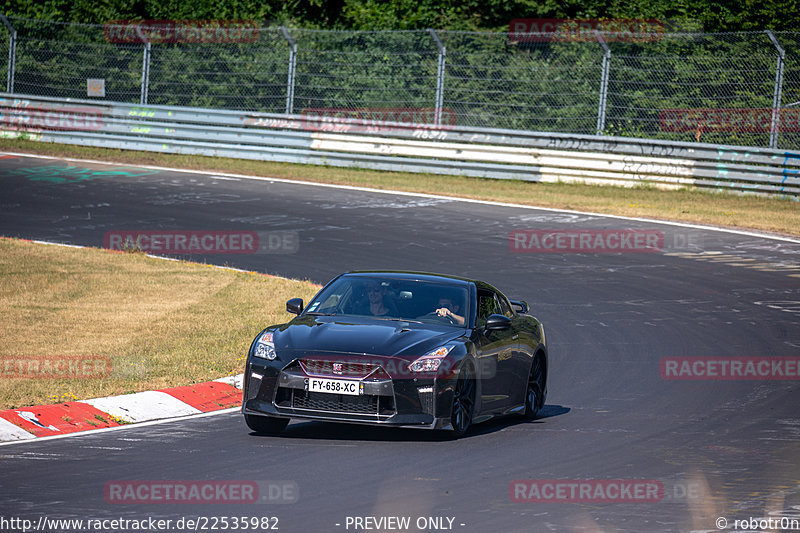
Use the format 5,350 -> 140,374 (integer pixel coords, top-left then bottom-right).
4,18 -> 143,102
148,28 -> 290,111
2,15 -> 799,151
606,32 -> 787,148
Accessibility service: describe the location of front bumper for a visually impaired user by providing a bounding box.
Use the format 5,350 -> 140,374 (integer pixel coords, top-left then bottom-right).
242,358 -> 457,430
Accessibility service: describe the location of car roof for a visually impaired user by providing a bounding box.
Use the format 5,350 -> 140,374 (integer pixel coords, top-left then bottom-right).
343,270 -> 475,286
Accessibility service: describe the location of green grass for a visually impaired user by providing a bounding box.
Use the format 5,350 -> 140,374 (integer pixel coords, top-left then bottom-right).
2,138 -> 798,237
0,237 -> 319,409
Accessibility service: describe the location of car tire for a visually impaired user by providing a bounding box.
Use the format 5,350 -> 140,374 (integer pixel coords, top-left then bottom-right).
449,362 -> 476,438
244,414 -> 289,435
523,354 -> 546,420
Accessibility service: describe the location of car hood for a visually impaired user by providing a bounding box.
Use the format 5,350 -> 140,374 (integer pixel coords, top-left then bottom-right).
274,315 -> 465,360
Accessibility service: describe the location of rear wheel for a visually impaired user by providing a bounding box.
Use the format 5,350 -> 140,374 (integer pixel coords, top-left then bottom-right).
244,414 -> 289,435
523,354 -> 546,420
449,363 -> 475,438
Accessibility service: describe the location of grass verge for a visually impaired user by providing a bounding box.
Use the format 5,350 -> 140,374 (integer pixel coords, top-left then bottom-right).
1,138 -> 798,237
0,237 -> 319,409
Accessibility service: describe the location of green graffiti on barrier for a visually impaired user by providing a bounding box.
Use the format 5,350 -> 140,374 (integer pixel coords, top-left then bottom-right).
9,165 -> 161,184
128,108 -> 156,118
0,130 -> 43,141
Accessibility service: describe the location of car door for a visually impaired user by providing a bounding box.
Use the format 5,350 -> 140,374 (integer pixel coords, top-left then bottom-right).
474,289 -> 517,413
497,292 -> 531,407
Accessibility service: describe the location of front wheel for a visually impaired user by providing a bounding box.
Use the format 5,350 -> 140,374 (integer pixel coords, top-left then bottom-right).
449,363 -> 476,438
523,355 -> 546,420
244,414 -> 289,435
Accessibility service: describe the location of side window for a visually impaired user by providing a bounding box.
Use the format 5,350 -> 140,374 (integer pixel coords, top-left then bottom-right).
496,293 -> 513,317
477,291 -> 501,326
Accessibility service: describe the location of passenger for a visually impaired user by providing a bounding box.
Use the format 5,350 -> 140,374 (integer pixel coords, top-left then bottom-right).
365,281 -> 391,316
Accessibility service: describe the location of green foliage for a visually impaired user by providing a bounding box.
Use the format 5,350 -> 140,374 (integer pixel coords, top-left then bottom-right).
2,2 -> 800,150
3,0 -> 800,31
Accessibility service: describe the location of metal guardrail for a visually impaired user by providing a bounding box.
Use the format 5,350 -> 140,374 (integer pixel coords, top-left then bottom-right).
2,93 -> 799,197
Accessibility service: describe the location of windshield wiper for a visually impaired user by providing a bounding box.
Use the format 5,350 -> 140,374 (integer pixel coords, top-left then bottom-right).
373,317 -> 423,324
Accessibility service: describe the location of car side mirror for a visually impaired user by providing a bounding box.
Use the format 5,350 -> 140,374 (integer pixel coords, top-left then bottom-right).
286,298 -> 304,315
485,314 -> 512,331
510,299 -> 529,314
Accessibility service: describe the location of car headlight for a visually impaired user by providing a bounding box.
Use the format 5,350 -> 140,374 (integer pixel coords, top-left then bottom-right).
409,345 -> 454,373
254,331 -> 277,360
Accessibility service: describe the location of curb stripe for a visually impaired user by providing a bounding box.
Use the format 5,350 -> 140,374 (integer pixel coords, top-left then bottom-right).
0,373 -> 246,443
0,402 -> 122,437
0,417 -> 36,441
0,407 -> 241,447
82,390 -> 202,423
159,382 -> 242,412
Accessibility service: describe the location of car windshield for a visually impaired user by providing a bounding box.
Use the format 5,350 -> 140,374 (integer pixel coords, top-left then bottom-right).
304,275 -> 470,327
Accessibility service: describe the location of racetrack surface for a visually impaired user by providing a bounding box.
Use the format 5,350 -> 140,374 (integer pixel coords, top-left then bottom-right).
0,154 -> 799,532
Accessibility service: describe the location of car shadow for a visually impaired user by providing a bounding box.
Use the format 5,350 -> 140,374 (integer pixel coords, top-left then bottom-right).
466,404 -> 570,437
246,404 -> 570,442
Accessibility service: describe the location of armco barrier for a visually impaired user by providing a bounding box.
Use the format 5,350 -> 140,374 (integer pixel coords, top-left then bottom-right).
1,94 -> 799,196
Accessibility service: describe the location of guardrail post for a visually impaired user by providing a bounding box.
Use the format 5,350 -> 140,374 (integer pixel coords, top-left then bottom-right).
280,27 -> 297,116
428,29 -> 446,127
765,30 -> 785,149
1,14 -> 17,93
140,41 -> 151,105
595,30 -> 611,136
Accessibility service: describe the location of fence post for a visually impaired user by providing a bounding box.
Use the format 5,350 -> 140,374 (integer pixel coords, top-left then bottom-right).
428,29 -> 446,127
1,14 -> 17,93
595,30 -> 611,135
765,30 -> 785,149
140,41 -> 151,105
280,27 -> 297,116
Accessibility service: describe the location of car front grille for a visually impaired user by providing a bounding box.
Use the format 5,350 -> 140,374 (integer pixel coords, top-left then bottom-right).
275,388 -> 395,416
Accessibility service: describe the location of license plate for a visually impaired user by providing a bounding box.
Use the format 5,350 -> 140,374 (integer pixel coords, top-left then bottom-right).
308,377 -> 360,396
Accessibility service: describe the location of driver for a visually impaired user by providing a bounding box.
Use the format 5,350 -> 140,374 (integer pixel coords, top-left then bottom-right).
435,297 -> 465,326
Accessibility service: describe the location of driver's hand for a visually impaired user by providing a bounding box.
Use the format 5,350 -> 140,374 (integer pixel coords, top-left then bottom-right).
436,307 -> 450,318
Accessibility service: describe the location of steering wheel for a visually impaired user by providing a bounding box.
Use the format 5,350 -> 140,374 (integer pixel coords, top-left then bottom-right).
418,311 -> 456,325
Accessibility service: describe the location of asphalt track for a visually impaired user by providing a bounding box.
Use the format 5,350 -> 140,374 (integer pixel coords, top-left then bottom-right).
0,153 -> 799,533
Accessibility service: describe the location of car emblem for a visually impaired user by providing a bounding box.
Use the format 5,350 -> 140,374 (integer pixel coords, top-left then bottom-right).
332,363 -> 344,375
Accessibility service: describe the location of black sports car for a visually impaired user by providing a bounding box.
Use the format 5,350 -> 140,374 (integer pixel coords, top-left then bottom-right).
241,271 -> 547,437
